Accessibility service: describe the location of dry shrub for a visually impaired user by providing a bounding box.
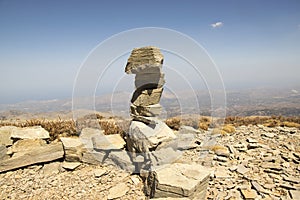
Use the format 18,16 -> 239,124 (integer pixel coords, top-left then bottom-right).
225,115 -> 300,129
0,118 -> 77,141
282,121 -> 300,128
198,116 -> 211,131
99,119 -> 125,136
211,128 -> 227,135
222,124 -> 235,133
210,145 -> 227,152
199,122 -> 209,131
165,117 -> 181,130
263,119 -> 280,127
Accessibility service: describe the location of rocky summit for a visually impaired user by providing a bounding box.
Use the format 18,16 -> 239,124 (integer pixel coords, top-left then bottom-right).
0,46 -> 299,199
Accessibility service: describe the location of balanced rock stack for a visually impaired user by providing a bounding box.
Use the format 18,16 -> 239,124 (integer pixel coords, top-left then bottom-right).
125,46 -> 176,164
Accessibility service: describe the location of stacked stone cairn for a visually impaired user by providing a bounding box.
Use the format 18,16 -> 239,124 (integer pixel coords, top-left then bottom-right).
125,46 -> 176,154
125,46 -> 211,199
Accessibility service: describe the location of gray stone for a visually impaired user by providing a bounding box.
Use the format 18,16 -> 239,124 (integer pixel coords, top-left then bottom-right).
92,134 -> 125,150
154,163 -> 211,198
0,142 -> 64,173
108,151 -> 135,172
62,161 -> 81,170
42,162 -> 61,175
131,88 -> 163,106
130,104 -> 162,117
80,127 -> 104,150
149,147 -> 182,167
81,151 -> 106,165
173,133 -> 199,150
10,126 -> 50,140
60,137 -> 84,162
127,120 -> 176,153
0,126 -> 15,146
107,182 -> 129,200
135,72 -> 165,89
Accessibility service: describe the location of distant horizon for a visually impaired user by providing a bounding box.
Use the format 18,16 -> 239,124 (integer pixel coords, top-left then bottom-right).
1,1 -> 299,105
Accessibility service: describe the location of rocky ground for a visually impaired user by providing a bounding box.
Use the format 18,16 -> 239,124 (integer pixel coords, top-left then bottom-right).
0,124 -> 300,200
0,163 -> 145,200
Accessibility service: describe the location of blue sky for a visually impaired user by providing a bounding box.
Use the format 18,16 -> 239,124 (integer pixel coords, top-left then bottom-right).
0,0 -> 300,104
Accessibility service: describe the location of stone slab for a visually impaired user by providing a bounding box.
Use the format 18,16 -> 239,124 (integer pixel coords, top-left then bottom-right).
135,72 -> 165,89
92,134 -> 126,150
60,137 -> 84,162
131,88 -> 163,106
154,163 -> 211,198
130,104 -> 162,117
10,126 -> 50,140
0,142 -> 64,173
128,120 -> 176,151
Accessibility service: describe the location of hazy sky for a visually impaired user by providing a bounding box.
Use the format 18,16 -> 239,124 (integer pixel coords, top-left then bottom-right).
0,0 -> 300,104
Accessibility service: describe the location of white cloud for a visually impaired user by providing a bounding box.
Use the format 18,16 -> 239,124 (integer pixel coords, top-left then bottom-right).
211,22 -> 223,28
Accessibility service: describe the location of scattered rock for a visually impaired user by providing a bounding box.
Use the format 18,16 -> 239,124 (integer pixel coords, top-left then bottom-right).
107,182 -> 129,199
62,161 -> 81,170
94,168 -> 107,178
240,189 -> 257,200
236,164 -> 250,175
42,162 -> 61,175
262,132 -> 275,138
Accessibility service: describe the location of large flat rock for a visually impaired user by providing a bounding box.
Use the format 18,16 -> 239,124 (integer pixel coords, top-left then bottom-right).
10,126 -> 50,140
154,163 -> 211,198
0,142 -> 64,173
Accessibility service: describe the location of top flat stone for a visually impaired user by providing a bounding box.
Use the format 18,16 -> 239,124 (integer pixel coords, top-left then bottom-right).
125,46 -> 164,74
10,126 -> 50,140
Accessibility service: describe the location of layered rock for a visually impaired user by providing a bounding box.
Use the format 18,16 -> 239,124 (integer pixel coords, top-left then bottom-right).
125,47 -> 176,161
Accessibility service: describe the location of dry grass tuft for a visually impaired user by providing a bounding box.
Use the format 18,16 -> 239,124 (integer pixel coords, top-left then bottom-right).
222,124 -> 235,133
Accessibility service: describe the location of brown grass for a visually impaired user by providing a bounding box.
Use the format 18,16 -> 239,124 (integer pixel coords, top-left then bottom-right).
0,114 -> 130,141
